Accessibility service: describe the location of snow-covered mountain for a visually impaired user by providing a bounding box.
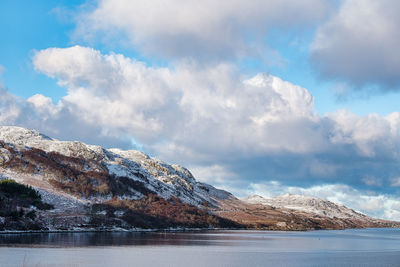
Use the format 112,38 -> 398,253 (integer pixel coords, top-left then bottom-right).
0,126 -> 398,231
0,126 -> 233,207
244,194 -> 368,220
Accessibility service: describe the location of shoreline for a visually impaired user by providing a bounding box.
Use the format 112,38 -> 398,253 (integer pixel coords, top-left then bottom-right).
0,227 -> 240,235
1,226 -> 398,235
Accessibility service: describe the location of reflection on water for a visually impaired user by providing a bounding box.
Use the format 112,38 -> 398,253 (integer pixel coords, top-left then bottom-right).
1,229 -> 400,267
0,231 -> 247,247
1,228 -> 400,250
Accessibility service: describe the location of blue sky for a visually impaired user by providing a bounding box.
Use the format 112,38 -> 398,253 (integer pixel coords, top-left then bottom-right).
0,0 -> 74,100
2,0 -> 400,220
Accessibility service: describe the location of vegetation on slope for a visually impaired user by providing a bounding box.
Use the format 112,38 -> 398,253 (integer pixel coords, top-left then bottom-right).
1,141 -> 152,199
0,179 -> 53,230
89,194 -> 241,229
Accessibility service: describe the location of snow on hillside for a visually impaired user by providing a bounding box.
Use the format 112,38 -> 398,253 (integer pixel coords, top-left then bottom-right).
244,194 -> 368,219
0,126 -> 234,207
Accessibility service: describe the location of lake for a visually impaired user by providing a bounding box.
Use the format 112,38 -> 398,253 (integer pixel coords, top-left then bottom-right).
1,228 -> 400,267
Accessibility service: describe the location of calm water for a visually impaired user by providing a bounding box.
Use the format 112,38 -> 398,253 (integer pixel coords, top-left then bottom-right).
1,228 -> 400,267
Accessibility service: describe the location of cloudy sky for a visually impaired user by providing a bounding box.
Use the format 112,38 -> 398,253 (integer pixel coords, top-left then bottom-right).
1,0 -> 400,220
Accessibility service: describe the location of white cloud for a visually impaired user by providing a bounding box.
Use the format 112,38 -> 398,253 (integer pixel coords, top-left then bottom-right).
75,0 -> 331,62
328,109 -> 400,158
311,0 -> 400,89
33,46 -> 321,156
27,94 -> 60,116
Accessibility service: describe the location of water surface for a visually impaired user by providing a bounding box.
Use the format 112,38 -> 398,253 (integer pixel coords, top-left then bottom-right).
1,228 -> 400,266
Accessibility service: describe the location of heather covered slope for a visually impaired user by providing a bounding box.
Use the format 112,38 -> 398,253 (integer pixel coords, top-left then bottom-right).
0,126 -> 398,231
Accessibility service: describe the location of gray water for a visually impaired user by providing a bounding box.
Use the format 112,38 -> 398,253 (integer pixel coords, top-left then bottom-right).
1,228 -> 400,267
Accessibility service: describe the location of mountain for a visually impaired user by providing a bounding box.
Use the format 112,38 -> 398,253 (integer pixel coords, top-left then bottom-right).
245,194 -> 367,220
0,126 -> 398,231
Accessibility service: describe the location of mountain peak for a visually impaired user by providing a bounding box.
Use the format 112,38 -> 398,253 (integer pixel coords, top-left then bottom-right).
0,126 -> 53,144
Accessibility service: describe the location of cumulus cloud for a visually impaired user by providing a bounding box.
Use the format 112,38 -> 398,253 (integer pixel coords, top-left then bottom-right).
33,46 -> 319,155
27,46 -> 400,202
311,0 -> 400,89
27,94 -> 60,116
75,0 -> 331,62
328,110 -> 400,158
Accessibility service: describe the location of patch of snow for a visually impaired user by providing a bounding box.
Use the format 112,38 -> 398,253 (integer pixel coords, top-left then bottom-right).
96,210 -> 107,215
114,210 -> 125,217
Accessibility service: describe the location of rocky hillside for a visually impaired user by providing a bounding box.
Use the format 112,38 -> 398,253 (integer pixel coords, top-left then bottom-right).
223,194 -> 395,230
245,194 -> 367,220
0,126 -> 398,231
0,126 -> 238,231
0,126 -> 233,206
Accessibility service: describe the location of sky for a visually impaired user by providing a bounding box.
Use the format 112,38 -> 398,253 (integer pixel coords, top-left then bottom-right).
1,0 -> 400,220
